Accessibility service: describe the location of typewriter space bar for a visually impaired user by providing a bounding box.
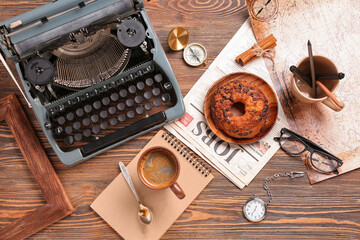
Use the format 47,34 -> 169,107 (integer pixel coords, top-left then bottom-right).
81,112 -> 167,156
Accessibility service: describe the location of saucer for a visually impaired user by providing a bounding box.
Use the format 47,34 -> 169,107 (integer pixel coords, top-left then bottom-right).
204,72 -> 278,144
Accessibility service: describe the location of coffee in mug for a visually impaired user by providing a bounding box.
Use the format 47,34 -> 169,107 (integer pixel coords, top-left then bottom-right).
138,147 -> 185,199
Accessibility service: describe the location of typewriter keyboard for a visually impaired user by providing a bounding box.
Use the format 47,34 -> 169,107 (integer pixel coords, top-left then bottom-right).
46,64 -> 176,154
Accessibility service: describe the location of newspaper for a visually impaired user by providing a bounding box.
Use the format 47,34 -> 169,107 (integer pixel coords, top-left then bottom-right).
165,19 -> 289,189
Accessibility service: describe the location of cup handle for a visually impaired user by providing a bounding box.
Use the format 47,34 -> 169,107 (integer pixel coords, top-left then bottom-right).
170,182 -> 185,199
322,93 -> 345,112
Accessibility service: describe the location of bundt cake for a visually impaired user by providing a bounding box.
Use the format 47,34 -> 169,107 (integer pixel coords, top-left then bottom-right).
210,77 -> 269,139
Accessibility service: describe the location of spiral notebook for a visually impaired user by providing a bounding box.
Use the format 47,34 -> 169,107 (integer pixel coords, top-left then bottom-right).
91,130 -> 214,240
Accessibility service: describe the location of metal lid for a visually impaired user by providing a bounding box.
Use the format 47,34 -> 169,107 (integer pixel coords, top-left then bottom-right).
167,27 -> 189,51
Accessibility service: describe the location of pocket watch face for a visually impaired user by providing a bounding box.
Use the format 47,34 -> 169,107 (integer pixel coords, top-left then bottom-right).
243,197 -> 267,222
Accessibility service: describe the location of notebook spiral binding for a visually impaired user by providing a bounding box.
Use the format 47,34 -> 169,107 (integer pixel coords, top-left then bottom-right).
162,131 -> 212,177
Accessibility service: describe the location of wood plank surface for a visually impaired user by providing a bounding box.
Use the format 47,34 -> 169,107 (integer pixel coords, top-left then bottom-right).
0,0 -> 360,239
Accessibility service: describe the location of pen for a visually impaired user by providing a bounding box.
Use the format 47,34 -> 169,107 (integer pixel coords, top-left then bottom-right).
290,65 -> 312,86
307,72 -> 345,80
308,40 -> 317,98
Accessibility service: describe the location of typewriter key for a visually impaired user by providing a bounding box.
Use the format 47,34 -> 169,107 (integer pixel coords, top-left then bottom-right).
54,126 -> 63,135
49,108 -> 57,117
154,74 -> 163,83
128,85 -> 136,94
127,110 -> 135,119
25,57 -> 54,86
108,107 -> 117,115
152,88 -> 160,96
92,88 -> 100,96
91,114 -> 99,123
120,89 -> 128,98
145,78 -> 154,87
57,116 -> 66,125
162,93 -> 171,103
65,126 -> 73,134
154,98 -> 162,107
58,104 -> 65,112
117,18 -> 146,48
83,129 -> 91,138
102,97 -> 110,106
66,112 -> 75,121
100,122 -> 109,130
144,91 -> 152,100
117,103 -> 126,111
111,93 -> 119,102
93,101 -> 101,110
136,107 -> 144,115
73,122 -> 81,130
83,118 -> 91,127
118,114 -> 126,122
64,136 -> 74,145
126,99 -> 134,107
137,82 -> 145,90
100,111 -> 108,119
164,82 -> 173,90
84,105 -> 92,113
145,103 -> 152,111
44,122 -> 52,130
92,125 -> 100,134
76,108 -> 84,117
110,118 -> 118,126
135,96 -> 143,104
74,134 -> 82,142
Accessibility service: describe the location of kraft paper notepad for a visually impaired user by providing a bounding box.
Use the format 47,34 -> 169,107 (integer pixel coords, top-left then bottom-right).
91,130 -> 214,240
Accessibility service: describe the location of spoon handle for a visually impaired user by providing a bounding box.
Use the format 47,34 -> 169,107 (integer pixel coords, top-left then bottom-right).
119,161 -> 141,204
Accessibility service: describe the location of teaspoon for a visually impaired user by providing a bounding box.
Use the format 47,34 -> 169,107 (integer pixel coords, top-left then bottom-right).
119,161 -> 153,225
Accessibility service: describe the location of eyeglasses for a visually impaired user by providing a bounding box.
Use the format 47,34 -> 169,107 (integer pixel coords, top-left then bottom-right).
274,128 -> 343,174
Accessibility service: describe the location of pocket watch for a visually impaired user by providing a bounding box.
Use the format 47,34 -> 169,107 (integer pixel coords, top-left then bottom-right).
243,171 -> 305,222
243,194 -> 267,222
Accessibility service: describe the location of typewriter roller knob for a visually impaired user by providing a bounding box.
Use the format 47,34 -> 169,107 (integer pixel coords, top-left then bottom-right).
25,57 -> 54,86
117,19 -> 146,48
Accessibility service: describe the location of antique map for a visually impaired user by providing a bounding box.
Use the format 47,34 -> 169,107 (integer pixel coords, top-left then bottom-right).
246,0 -> 360,183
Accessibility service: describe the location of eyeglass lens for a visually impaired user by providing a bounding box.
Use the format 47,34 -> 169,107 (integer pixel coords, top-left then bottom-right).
279,132 -> 306,155
311,152 -> 339,173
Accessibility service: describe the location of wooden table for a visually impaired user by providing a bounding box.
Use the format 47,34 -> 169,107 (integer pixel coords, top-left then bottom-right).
1,1 -> 359,239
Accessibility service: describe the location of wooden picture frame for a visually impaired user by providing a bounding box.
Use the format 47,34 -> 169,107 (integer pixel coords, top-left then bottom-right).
0,94 -> 74,240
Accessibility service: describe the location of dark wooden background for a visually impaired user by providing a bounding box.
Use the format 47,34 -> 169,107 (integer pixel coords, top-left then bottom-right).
1,0 -> 360,239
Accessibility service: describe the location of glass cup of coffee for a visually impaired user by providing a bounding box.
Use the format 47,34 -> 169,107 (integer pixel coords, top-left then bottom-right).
290,55 -> 345,112
137,147 -> 185,199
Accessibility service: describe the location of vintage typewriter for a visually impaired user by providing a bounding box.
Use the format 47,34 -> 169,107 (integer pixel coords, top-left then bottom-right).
0,0 -> 185,166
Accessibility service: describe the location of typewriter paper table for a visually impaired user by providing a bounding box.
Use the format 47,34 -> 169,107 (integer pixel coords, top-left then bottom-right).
0,1 -> 359,239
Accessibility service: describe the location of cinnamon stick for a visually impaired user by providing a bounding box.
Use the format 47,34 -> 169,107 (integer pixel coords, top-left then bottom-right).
236,34 -> 277,66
